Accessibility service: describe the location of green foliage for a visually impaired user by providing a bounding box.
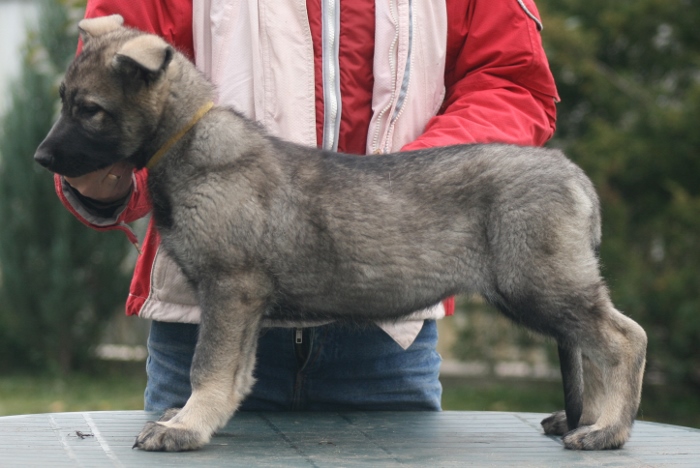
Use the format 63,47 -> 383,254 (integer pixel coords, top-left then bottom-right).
0,0 -> 131,374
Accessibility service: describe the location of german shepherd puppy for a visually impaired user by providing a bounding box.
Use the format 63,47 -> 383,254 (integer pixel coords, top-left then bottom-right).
34,15 -> 647,452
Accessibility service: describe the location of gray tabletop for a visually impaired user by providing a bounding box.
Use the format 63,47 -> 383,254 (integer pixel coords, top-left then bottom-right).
1,411 -> 699,467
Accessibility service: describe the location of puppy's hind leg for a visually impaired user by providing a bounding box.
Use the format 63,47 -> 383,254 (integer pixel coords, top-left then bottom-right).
489,277 -> 644,449
562,292 -> 647,450
134,273 -> 268,451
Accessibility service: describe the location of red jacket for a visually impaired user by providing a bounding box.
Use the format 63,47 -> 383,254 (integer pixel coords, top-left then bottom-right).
57,0 -> 558,325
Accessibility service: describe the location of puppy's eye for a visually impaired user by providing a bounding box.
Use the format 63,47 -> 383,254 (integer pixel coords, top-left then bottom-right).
58,83 -> 66,102
80,103 -> 102,117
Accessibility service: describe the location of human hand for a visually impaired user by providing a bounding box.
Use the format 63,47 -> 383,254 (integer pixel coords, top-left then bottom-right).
64,160 -> 134,202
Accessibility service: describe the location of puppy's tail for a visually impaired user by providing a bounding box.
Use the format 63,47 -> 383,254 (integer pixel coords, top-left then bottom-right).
558,344 -> 583,430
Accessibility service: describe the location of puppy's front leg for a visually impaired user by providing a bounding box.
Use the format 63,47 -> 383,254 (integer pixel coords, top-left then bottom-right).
134,274 -> 267,451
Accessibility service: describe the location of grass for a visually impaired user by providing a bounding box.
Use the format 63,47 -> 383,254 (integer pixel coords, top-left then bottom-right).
1,368 -> 699,431
441,377 -> 564,414
0,365 -> 146,416
442,377 -> 700,430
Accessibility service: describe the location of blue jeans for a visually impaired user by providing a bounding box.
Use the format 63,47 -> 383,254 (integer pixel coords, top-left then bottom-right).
145,320 -> 442,412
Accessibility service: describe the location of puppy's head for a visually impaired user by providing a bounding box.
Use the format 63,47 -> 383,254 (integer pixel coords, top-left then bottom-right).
34,15 -> 174,176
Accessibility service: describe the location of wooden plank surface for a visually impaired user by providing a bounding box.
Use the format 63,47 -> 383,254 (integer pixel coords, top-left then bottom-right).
0,411 -> 698,467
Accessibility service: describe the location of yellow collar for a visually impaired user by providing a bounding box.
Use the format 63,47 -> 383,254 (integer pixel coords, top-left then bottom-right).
146,101 -> 214,169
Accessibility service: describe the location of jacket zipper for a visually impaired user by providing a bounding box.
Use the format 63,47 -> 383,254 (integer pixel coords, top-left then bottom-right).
383,0 -> 414,153
321,0 -> 342,151
370,0 -> 399,154
370,0 -> 414,154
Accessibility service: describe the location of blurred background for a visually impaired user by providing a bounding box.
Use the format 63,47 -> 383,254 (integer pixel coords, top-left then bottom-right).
0,0 -> 698,428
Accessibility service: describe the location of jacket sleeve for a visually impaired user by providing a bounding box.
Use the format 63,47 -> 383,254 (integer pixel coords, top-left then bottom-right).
55,0 -> 194,235
82,0 -> 194,59
403,0 -> 559,151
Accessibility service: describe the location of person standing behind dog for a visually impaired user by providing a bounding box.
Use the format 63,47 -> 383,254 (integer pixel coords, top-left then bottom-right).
56,0 -> 559,412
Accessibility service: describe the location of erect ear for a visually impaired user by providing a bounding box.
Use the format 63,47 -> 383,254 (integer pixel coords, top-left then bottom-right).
113,35 -> 174,83
78,14 -> 124,44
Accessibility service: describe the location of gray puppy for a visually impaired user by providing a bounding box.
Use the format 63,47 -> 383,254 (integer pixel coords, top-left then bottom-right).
34,15 -> 647,452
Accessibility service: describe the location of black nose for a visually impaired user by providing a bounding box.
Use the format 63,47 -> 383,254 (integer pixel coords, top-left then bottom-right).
34,148 -> 54,168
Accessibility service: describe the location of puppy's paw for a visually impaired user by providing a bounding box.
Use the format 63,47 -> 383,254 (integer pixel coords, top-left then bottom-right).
133,421 -> 207,451
541,410 -> 569,436
562,424 -> 628,450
